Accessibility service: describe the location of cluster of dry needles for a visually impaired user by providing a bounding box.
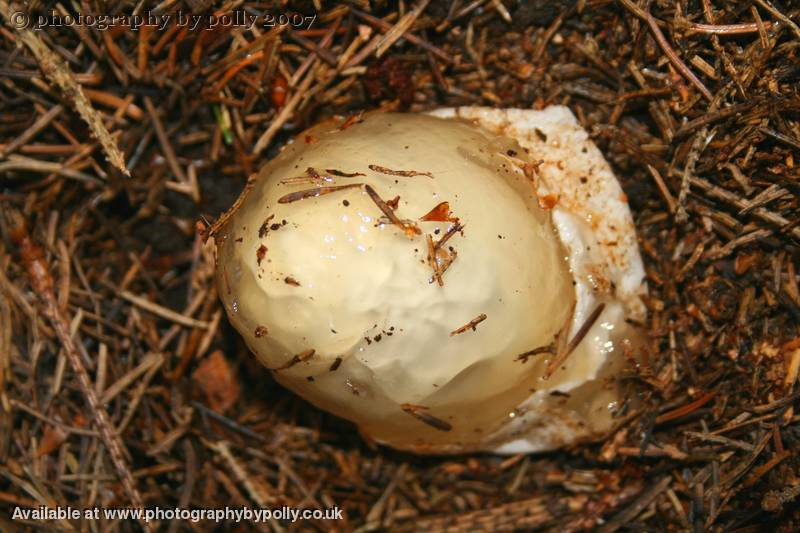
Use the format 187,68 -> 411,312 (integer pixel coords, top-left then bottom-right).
1,0 -> 799,531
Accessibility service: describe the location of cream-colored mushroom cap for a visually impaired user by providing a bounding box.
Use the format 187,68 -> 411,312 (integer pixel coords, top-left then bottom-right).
215,109 -> 646,454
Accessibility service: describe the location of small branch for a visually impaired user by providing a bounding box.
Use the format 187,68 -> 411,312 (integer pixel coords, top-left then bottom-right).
544,303 -> 605,379
120,291 -> 209,329
676,127 -> 708,223
143,96 -> 187,183
618,0 -> 713,101
4,209 -> 148,530
252,60 -> 320,155
351,5 -> 453,64
598,477 -> 672,533
753,0 -> 800,41
0,104 -> 63,159
449,313 -> 487,336
684,22 -> 773,35
375,0 -> 431,57
0,0 -> 129,175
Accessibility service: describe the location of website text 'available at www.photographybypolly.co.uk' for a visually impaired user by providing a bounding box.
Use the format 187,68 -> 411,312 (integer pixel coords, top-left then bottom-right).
11,505 -> 345,524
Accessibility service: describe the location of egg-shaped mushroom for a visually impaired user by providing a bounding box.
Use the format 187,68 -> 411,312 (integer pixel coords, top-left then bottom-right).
214,108 -> 646,454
